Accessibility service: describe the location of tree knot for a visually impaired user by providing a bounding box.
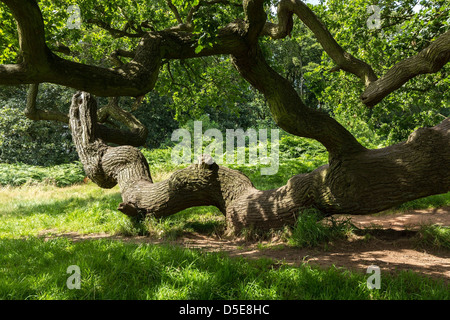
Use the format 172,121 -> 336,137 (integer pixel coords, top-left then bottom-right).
195,154 -> 218,171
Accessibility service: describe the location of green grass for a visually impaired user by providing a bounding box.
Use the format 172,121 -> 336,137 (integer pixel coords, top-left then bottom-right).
0,237 -> 448,300
289,208 -> 355,248
394,193 -> 450,211
123,206 -> 226,240
0,183 -> 226,240
0,183 -> 448,300
0,140 -> 449,300
0,184 -> 125,238
416,225 -> 450,249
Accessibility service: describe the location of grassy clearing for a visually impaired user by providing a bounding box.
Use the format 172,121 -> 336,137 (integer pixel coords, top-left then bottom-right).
0,141 -> 449,300
0,183 -> 226,240
0,237 -> 448,300
0,183 -> 125,238
0,182 -> 448,300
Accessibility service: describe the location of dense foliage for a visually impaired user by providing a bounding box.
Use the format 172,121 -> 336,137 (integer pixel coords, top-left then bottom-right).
0,0 -> 448,165
313,0 -> 450,143
0,85 -> 76,165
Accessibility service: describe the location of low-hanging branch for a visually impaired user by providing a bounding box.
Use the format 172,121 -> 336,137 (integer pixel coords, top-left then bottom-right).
69,91 -> 450,234
1,0 -> 450,235
361,30 -> 450,106
25,83 -> 69,123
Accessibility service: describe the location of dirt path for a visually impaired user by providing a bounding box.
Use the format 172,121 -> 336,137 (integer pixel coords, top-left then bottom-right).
42,207 -> 450,283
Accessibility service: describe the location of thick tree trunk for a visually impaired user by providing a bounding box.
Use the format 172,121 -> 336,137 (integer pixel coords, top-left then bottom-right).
69,92 -> 450,235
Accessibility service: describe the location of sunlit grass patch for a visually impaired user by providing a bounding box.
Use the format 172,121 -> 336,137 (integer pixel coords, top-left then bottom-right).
379,192 -> 450,213
416,225 -> 450,249
0,183 -> 127,238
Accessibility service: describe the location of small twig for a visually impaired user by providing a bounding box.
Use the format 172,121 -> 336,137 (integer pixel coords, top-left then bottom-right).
166,0 -> 184,24
86,18 -> 144,38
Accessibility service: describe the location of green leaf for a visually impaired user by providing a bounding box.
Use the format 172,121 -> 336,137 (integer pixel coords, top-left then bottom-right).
194,45 -> 204,54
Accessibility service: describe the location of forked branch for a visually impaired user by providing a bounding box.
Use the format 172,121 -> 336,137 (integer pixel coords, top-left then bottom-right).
261,0 -> 450,106
262,0 -> 378,86
361,30 -> 450,106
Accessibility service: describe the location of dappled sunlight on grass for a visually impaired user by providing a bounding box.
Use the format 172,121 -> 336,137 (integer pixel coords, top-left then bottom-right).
0,182 -> 227,241
0,157 -> 449,300
0,237 -> 447,300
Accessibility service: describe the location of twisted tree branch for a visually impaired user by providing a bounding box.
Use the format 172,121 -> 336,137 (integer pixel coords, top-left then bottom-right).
261,0 -> 450,107
24,83 -> 69,123
69,92 -> 450,235
262,0 -> 378,87
237,0 -> 366,158
361,30 -> 450,106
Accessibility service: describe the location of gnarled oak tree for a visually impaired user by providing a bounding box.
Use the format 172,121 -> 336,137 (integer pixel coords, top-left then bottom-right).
0,0 -> 449,234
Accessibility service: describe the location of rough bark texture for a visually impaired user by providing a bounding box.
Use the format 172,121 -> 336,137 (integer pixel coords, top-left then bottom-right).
69,92 -> 450,235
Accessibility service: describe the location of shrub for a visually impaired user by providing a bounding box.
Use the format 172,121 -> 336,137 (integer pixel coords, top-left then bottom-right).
0,162 -> 85,187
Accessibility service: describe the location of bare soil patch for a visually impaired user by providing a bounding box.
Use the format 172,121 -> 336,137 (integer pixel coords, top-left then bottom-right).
40,207 -> 450,282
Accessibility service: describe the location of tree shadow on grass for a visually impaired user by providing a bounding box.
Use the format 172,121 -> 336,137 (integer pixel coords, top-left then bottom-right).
0,236 -> 448,300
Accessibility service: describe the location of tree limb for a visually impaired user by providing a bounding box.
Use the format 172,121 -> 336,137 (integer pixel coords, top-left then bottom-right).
261,0 -> 450,107
237,0 -> 366,158
261,0 -> 378,87
3,0 -> 447,111
70,92 -> 450,234
96,97 -> 148,147
25,84 -> 148,147
109,49 -> 136,67
86,18 -> 145,38
24,83 -> 69,123
1,0 -> 49,67
361,30 -> 450,107
0,0 -> 248,96
166,0 -> 184,24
